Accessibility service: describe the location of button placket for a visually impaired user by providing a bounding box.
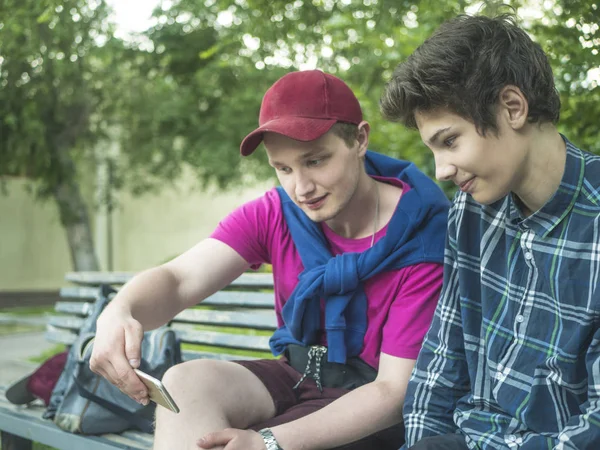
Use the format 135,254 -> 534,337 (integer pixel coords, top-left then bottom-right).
516,314 -> 524,323
520,230 -> 534,259
505,434 -> 523,448
516,229 -> 535,331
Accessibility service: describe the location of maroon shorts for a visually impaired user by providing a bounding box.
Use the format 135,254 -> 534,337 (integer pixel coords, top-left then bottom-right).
235,358 -> 404,450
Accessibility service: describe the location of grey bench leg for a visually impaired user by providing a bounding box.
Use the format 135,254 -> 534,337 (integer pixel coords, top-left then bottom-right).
1,431 -> 33,450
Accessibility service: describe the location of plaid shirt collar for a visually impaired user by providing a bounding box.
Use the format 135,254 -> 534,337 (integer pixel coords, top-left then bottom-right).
507,136 -> 585,238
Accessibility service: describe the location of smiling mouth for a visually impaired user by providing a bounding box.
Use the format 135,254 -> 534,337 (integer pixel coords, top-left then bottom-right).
303,194 -> 328,209
459,178 -> 475,192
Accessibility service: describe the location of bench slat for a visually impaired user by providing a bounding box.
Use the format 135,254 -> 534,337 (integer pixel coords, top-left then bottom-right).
57,289 -> 275,308
59,286 -> 99,300
118,430 -> 154,447
46,325 -> 272,353
65,272 -> 274,288
181,350 -> 260,361
49,309 -> 277,332
48,315 -> 86,330
173,326 -> 271,351
55,301 -> 92,315
203,291 -> 274,308
174,309 -> 277,329
46,327 -> 78,345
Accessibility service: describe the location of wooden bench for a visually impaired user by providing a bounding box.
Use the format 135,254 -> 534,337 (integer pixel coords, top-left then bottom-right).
0,271 -> 276,450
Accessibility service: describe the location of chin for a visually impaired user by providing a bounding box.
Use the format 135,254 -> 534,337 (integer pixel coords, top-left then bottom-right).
303,207 -> 338,224
302,209 -> 326,223
471,190 -> 509,206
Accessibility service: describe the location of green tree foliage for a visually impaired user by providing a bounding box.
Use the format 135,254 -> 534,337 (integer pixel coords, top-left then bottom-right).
529,0 -> 600,154
118,0 -> 598,194
117,0 -> 467,191
0,0 -> 126,270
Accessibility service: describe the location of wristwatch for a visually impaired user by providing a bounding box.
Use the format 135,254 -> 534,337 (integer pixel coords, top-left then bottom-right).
258,428 -> 283,450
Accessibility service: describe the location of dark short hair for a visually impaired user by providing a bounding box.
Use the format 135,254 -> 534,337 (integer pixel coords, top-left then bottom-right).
330,121 -> 359,147
380,14 -> 561,134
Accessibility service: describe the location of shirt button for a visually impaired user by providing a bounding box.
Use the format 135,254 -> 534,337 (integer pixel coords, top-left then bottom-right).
524,252 -> 533,260
507,434 -> 517,442
516,315 -> 524,323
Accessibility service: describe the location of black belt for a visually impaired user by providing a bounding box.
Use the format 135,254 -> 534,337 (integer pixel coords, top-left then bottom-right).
285,344 -> 377,392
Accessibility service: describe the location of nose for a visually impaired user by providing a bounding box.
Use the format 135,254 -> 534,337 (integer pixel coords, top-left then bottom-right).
294,170 -> 316,199
434,153 -> 457,182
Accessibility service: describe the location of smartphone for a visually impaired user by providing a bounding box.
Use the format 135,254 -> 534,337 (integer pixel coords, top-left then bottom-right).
134,369 -> 180,413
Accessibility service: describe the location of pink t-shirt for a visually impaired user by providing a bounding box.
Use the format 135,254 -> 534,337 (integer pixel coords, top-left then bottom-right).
211,178 -> 443,368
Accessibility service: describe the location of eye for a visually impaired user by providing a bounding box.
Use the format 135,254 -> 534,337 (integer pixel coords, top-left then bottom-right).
443,136 -> 456,147
307,159 -> 322,167
277,166 -> 292,174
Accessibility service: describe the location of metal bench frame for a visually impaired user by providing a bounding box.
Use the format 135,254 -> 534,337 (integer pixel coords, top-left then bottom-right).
0,272 -> 275,450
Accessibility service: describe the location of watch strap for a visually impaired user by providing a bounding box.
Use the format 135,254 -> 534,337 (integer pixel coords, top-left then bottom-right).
258,427 -> 283,450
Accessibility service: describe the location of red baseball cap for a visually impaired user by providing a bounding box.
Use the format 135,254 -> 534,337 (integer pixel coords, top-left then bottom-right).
240,70 -> 363,156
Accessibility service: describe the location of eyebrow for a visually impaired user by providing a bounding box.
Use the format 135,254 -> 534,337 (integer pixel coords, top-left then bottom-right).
426,127 -> 451,146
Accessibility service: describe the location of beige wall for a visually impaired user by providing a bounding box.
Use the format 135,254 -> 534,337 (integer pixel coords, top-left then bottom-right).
109,182 -> 270,270
0,177 -> 271,291
0,180 -> 73,290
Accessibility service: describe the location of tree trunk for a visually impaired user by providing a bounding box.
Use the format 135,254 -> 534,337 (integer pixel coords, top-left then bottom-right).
53,179 -> 100,272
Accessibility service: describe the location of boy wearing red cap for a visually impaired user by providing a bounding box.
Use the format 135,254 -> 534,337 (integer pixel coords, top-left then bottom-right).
90,70 -> 449,449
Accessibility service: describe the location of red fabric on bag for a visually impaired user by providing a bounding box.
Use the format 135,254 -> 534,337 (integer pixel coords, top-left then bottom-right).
26,351 -> 68,405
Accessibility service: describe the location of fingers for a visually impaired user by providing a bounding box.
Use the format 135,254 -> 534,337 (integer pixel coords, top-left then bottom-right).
124,320 -> 144,368
109,356 -> 149,404
89,318 -> 149,404
197,429 -> 234,449
197,429 -> 264,450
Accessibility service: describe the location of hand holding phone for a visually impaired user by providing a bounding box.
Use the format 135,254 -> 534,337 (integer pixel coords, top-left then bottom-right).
134,369 -> 180,413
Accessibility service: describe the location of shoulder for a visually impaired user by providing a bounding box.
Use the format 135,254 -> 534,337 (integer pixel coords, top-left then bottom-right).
213,188 -> 287,242
227,188 -> 283,221
556,142 -> 600,221
579,149 -> 600,209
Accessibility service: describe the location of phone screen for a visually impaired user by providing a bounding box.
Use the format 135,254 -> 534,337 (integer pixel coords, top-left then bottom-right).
134,369 -> 180,413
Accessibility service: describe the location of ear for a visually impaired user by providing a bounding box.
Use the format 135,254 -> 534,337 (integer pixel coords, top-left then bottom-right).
356,121 -> 370,157
498,85 -> 528,130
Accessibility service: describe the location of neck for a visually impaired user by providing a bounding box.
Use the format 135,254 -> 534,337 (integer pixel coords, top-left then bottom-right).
513,126 -> 566,217
326,173 -> 379,239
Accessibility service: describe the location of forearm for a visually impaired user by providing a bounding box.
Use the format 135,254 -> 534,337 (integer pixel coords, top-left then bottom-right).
103,266 -> 184,330
103,238 -> 250,330
272,379 -> 403,450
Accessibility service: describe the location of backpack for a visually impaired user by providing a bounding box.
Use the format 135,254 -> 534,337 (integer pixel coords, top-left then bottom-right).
43,284 -> 182,434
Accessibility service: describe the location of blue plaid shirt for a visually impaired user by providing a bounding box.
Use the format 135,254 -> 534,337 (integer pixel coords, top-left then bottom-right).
403,137 -> 600,450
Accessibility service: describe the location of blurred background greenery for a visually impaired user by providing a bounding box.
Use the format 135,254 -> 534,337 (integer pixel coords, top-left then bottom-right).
1,0 -> 598,277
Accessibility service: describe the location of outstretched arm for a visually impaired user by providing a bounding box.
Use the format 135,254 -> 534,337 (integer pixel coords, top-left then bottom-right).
90,238 -> 250,402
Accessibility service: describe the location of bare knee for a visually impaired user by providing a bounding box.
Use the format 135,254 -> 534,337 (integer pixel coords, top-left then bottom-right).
158,359 -> 275,429
161,359 -> 236,400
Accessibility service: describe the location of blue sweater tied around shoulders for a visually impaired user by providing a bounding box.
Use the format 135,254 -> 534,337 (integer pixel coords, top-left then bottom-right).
270,150 -> 450,363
